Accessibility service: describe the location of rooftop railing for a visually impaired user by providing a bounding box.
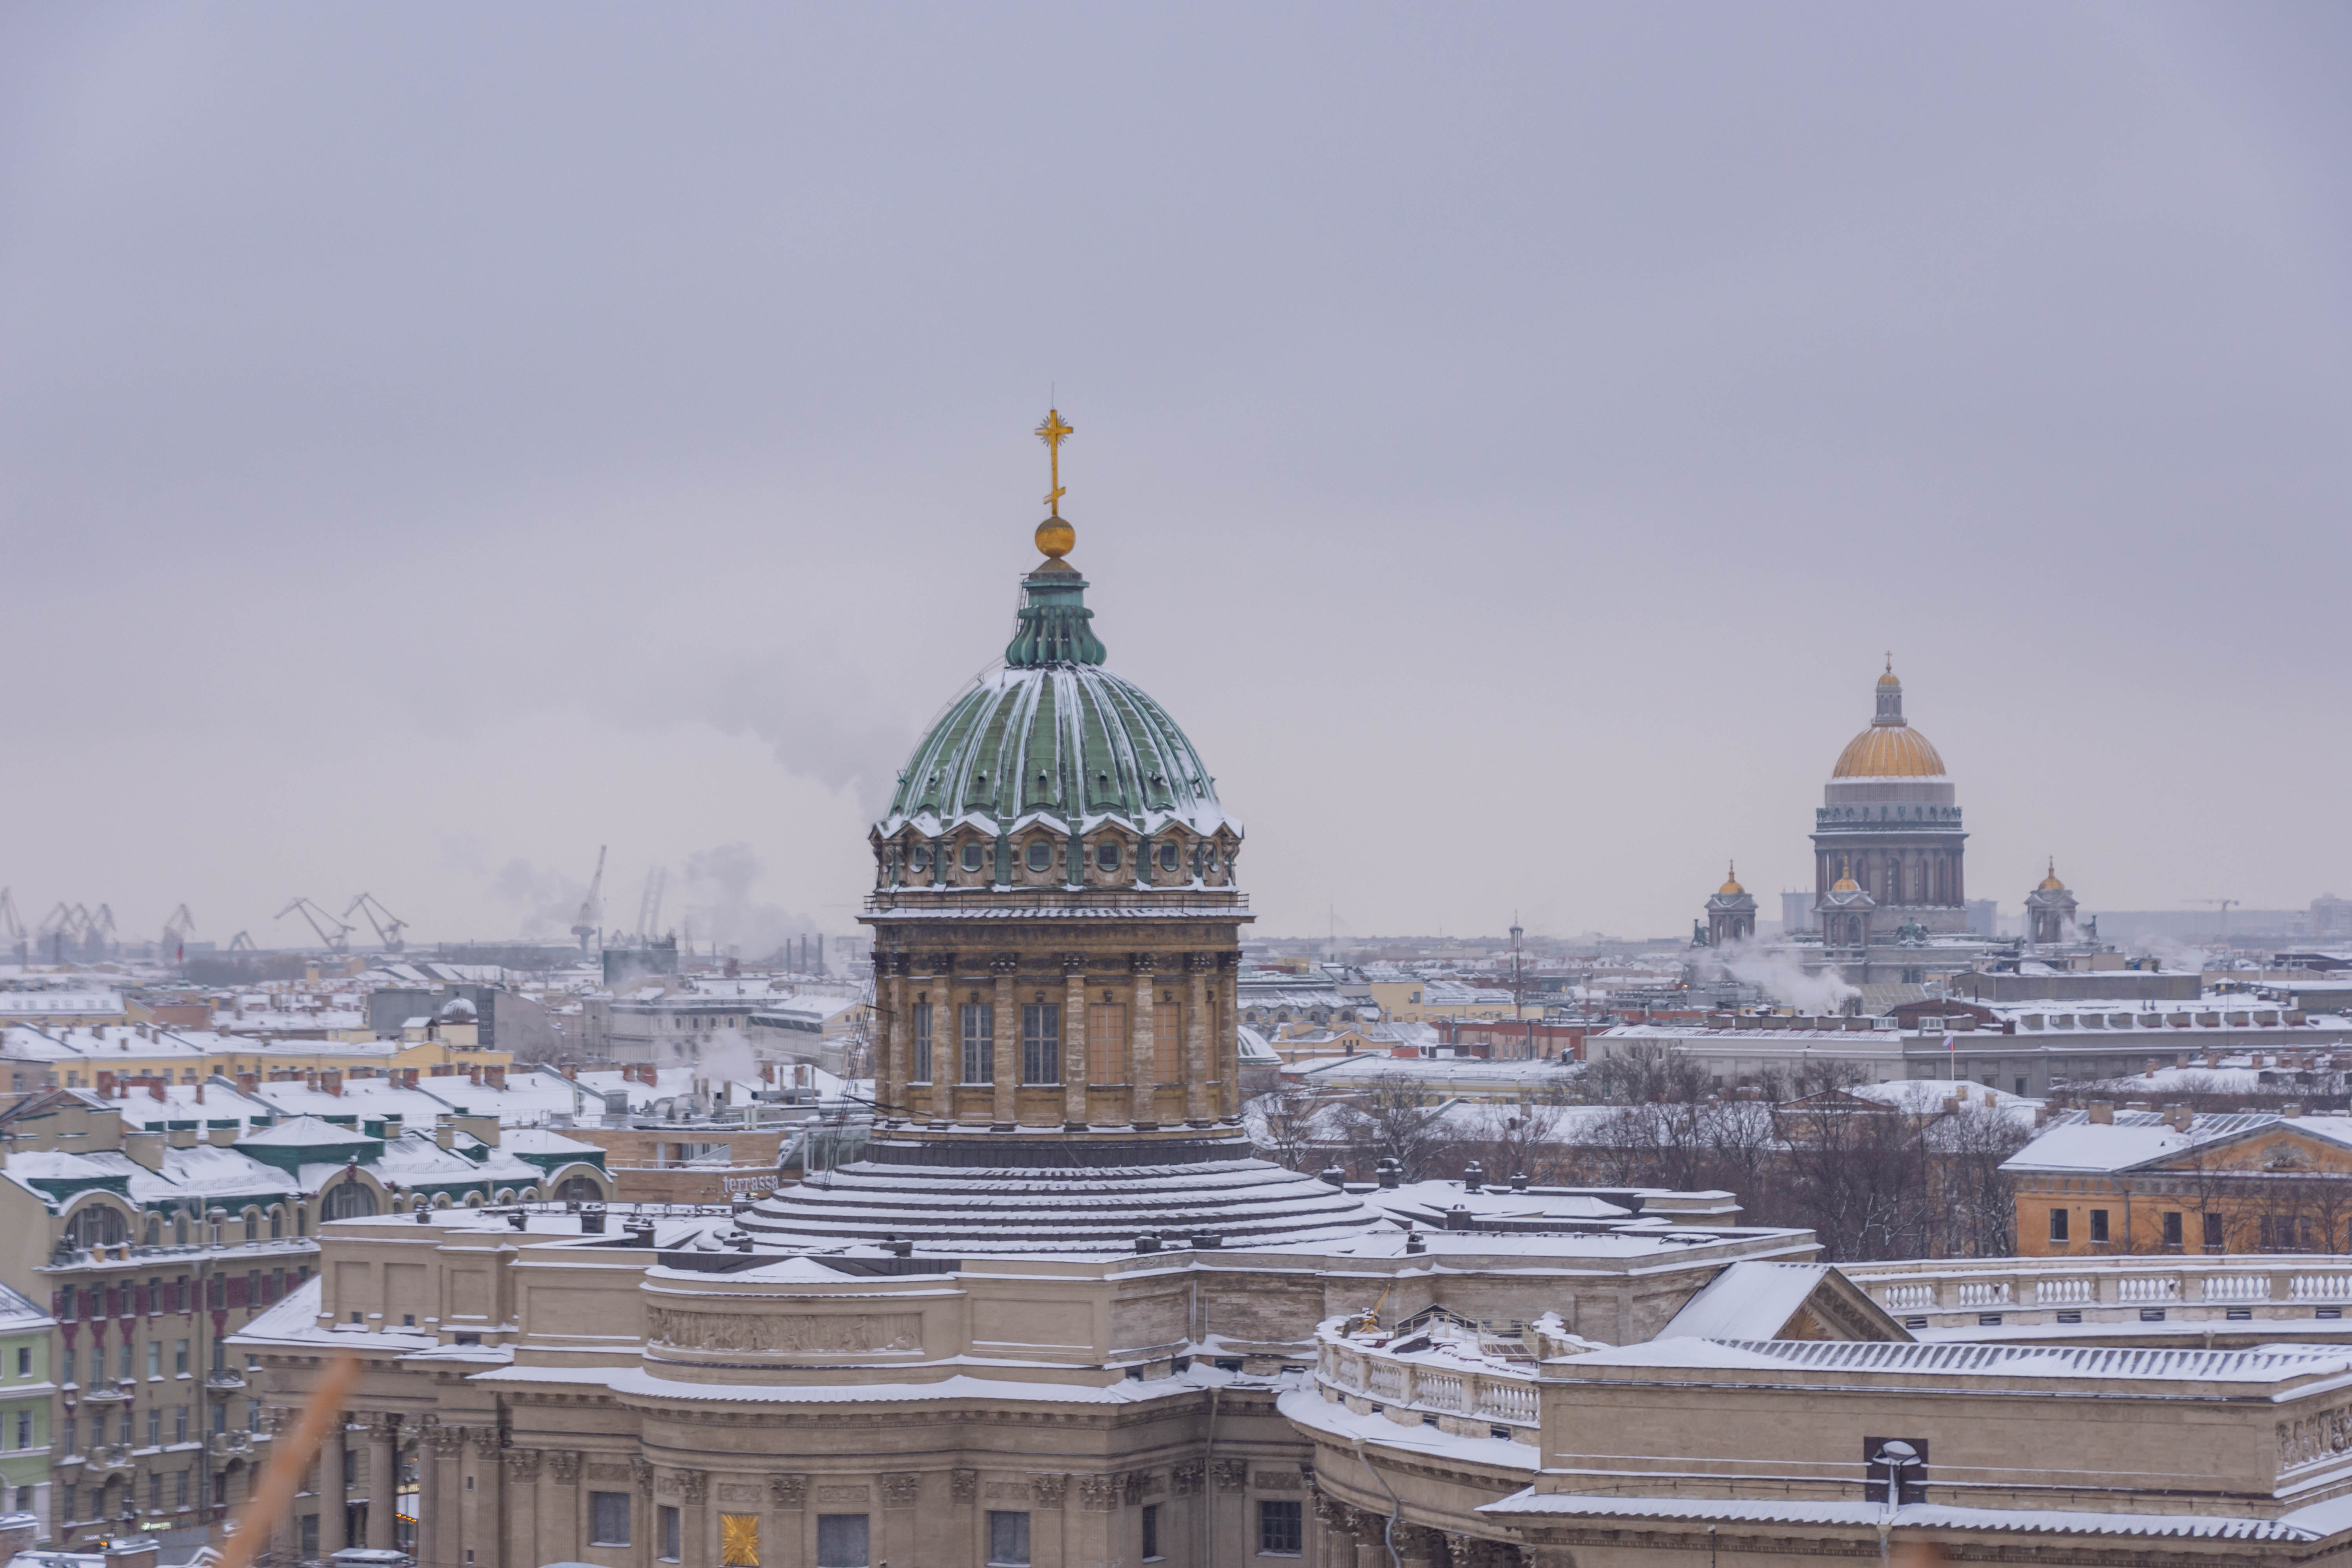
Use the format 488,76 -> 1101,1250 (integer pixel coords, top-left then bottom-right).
1842,1254 -> 2352,1327
1316,1340 -> 1540,1436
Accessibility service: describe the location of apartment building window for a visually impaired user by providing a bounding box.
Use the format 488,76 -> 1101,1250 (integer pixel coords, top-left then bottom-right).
16,1412 -> 30,1448
13,1348 -> 26,1377
62,1484 -> 74,1524
147,1341 -> 162,1379
1021,1004 -> 1060,1085
118,1343 -> 132,1381
2089,1209 -> 2110,1245
2048,1209 -> 2069,1243
961,1004 -> 994,1084
60,1417 -> 74,1457
816,1514 -> 869,1568
177,1470 -> 190,1509
589,1492 -> 632,1546
176,1406 -> 189,1443
658,1505 -> 681,1562
2162,1211 -> 2183,1249
1259,1498 -> 1303,1555
2205,1212 -> 2226,1251
1141,1503 -> 1161,1560
987,1511 -> 1031,1565
58,1350 -> 73,1387
148,1408 -> 162,1447
149,1472 -> 163,1510
911,1003 -> 933,1085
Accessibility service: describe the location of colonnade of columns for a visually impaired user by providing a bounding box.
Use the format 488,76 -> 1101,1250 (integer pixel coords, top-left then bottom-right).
870,949 -> 1241,1132
1312,1498 -> 1549,1568
273,1408 -> 410,1563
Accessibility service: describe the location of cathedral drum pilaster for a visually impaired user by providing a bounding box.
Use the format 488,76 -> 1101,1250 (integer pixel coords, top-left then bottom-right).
738,439 -> 1371,1255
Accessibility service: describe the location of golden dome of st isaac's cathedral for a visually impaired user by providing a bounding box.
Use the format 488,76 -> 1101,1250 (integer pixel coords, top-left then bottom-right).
1829,659 -> 1947,779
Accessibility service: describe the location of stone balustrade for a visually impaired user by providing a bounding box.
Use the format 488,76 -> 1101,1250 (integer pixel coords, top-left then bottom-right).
1842,1254 -> 2352,1331
1318,1341 -> 1539,1438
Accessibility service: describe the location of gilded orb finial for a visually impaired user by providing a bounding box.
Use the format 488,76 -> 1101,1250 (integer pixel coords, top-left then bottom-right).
1034,407 -> 1075,559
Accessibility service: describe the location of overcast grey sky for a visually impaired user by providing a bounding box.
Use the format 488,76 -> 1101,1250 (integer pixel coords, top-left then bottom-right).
2,3 -> 2347,951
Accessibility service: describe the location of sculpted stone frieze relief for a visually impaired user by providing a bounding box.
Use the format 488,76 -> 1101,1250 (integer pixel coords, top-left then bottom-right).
2281,1405 -> 2352,1469
647,1307 -> 923,1355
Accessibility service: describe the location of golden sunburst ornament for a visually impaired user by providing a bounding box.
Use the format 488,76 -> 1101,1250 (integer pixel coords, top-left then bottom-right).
719,1513 -> 759,1567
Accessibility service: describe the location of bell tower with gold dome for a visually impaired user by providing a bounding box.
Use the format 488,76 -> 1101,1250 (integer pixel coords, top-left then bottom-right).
1810,659 -> 1969,936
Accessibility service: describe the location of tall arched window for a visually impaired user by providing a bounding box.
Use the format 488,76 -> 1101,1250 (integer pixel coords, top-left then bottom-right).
322,1182 -> 379,1221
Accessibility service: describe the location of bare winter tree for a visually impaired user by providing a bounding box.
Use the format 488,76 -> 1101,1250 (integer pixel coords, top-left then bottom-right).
1458,1095 -> 1568,1187
1337,1072 -> 1463,1183
1249,1081 -> 1327,1172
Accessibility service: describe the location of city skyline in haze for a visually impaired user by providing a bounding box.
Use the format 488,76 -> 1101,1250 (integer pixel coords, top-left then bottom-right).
3,4 -> 2347,949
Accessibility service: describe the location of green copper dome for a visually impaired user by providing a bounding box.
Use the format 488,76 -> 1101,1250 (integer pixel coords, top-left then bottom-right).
876,564 -> 1238,848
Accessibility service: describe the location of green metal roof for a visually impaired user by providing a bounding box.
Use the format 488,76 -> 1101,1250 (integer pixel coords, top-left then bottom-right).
876,564 -> 1238,844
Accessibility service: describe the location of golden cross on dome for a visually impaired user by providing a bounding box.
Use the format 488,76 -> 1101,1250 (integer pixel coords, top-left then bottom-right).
1036,407 -> 1074,515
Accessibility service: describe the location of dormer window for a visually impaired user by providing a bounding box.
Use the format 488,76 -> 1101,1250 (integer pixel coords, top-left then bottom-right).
1158,843 -> 1180,871
909,845 -> 932,872
1096,842 -> 1121,871
1025,840 -> 1054,873
961,842 -> 985,872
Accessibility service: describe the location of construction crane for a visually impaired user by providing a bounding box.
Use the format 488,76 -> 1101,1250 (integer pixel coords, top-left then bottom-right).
162,904 -> 196,963
276,897 -> 354,953
38,902 -> 88,965
0,889 -> 25,964
227,930 -> 257,952
2192,898 -> 2239,944
344,893 -> 408,953
572,846 -> 607,953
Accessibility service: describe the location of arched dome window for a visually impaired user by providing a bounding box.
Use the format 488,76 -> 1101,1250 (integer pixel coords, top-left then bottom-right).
1025,840 -> 1053,873
323,1181 -> 378,1221
1095,841 -> 1121,871
961,842 -> 985,872
910,844 -> 931,872
1158,842 -> 1180,871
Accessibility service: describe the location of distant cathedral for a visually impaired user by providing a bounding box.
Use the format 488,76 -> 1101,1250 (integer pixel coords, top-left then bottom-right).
1810,661 -> 1970,938
1699,662 -> 2090,958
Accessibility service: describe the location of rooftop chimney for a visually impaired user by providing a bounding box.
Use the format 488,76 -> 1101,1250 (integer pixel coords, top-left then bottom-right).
2087,1101 -> 2114,1124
